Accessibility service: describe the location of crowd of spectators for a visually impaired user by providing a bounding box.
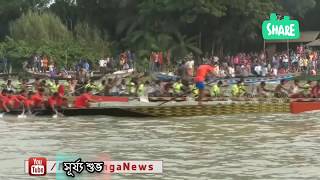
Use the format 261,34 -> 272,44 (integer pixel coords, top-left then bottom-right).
176,46 -> 319,79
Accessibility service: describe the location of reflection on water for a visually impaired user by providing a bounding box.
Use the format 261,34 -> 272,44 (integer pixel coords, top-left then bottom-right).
0,112 -> 320,179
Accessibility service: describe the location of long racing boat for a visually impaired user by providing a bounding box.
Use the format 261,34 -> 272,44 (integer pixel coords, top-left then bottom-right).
4,97 -> 320,117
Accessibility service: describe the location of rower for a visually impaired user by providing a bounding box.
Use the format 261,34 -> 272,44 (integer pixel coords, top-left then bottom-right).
173,79 -> 183,96
33,77 -> 41,91
231,80 -> 246,97
302,80 -> 312,97
194,64 -> 217,105
0,89 -> 10,112
311,80 -> 320,98
48,92 -> 67,113
191,84 -> 199,98
6,90 -> 21,110
210,81 -> 223,97
256,81 -> 272,97
127,79 -> 137,96
85,80 -> 97,92
16,89 -> 32,114
30,88 -> 46,109
73,87 -> 96,108
17,79 -> 29,92
118,79 -> 128,96
289,80 -> 304,98
104,78 -> 118,96
96,79 -> 106,95
137,81 -> 150,97
274,79 -> 289,98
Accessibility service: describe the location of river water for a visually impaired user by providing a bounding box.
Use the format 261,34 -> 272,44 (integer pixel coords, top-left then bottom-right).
1,112 -> 320,179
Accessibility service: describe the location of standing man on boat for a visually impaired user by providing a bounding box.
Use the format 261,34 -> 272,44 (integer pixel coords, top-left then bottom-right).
194,64 -> 217,105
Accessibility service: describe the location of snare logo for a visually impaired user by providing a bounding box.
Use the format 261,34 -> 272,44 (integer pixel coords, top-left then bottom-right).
28,157 -> 47,176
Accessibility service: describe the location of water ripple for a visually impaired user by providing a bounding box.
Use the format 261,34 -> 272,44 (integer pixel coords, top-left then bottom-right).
1,112 -> 320,179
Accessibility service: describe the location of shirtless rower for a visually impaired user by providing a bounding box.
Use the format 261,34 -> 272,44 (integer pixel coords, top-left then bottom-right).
274,79 -> 289,98
256,81 -> 273,97
289,80 -> 304,98
311,80 -> 320,98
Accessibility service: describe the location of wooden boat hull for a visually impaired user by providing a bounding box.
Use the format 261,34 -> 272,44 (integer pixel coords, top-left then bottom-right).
6,101 -> 291,117
291,101 -> 320,114
5,97 -> 320,117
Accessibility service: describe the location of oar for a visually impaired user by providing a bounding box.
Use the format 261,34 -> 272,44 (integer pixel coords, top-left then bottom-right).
158,96 -> 188,106
17,103 -> 27,118
52,107 -> 64,118
158,97 -> 175,106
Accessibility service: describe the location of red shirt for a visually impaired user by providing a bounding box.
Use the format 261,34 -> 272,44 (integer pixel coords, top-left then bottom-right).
74,93 -> 92,108
31,93 -> 44,107
0,94 -> 10,106
195,65 -> 216,82
0,94 -> 9,110
48,95 -> 65,107
8,95 -> 21,108
58,85 -> 65,96
16,95 -> 31,107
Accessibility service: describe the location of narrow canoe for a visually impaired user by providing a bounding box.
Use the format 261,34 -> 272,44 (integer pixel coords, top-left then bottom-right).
4,98 -> 320,117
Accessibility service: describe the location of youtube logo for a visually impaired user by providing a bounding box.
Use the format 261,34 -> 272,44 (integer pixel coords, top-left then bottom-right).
28,157 -> 47,176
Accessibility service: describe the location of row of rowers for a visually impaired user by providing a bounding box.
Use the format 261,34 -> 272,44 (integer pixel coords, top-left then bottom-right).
169,78 -> 320,98
189,64 -> 320,99
0,79 -> 97,113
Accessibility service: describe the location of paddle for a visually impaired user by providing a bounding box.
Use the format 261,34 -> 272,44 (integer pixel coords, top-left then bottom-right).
17,103 -> 27,119
50,104 -> 65,118
158,97 -> 175,106
158,95 -> 190,106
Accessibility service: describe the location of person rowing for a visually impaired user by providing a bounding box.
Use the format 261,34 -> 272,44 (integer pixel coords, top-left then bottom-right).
73,87 -> 97,108
256,81 -> 273,97
0,89 -> 28,117
0,89 -> 12,113
30,88 -> 46,109
231,80 -> 247,97
289,80 -> 304,98
194,63 -> 217,105
16,89 -> 32,115
302,80 -> 313,98
48,92 -> 67,117
6,90 -> 30,118
210,81 -> 223,97
311,80 -> 320,98
274,79 -> 289,98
